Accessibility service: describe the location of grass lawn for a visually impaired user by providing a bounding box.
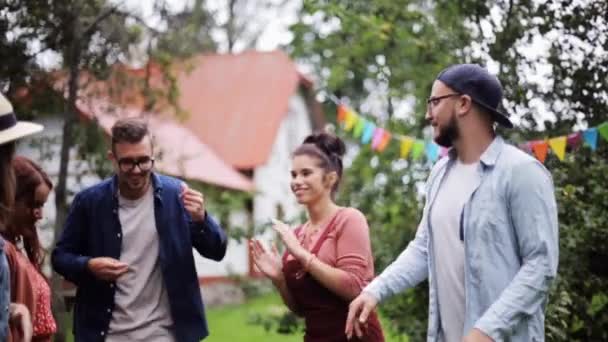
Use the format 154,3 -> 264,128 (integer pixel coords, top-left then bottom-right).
62,293 -> 409,342
206,293 -> 408,342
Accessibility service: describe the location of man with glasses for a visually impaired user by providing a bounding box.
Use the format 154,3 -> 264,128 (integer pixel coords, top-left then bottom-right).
52,118 -> 227,342
346,64 -> 558,342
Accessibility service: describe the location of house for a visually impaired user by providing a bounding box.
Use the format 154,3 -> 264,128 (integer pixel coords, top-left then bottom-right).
17,50 -> 325,290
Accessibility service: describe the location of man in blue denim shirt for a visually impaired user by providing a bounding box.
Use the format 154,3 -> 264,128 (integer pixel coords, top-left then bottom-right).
347,64 -> 558,342
52,118 -> 228,342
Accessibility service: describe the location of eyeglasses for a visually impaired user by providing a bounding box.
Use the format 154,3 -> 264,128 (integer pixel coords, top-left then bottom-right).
117,156 -> 154,173
426,93 -> 461,112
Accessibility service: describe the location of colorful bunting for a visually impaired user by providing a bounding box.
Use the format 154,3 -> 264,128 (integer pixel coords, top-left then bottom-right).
531,140 -> 549,163
425,141 -> 440,162
567,132 -> 582,147
412,140 -> 425,160
400,137 -> 414,158
335,103 -> 608,164
337,104 -> 348,124
598,122 -> 608,142
548,136 -> 567,161
344,110 -> 358,131
377,131 -> 392,152
361,122 -> 376,144
353,118 -> 366,138
371,128 -> 385,150
583,128 -> 598,150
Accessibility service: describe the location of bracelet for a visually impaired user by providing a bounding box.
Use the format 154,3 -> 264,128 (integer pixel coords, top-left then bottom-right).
304,253 -> 316,272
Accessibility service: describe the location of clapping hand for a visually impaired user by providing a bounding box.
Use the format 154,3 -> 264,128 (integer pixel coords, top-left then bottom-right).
249,239 -> 282,281
270,218 -> 307,261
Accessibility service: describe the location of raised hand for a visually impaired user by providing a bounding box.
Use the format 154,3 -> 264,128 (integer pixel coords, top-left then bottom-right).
345,291 -> 378,340
250,239 -> 283,281
87,257 -> 129,281
181,182 -> 206,223
271,218 -> 307,261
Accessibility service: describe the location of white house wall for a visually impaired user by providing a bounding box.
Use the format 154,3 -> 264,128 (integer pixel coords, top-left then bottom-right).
253,93 -> 312,248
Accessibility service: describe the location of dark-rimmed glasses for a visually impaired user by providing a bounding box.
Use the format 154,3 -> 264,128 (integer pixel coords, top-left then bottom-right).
117,156 -> 154,173
426,93 -> 461,112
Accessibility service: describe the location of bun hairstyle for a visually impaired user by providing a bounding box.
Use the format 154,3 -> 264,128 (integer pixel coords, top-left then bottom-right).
293,132 -> 346,195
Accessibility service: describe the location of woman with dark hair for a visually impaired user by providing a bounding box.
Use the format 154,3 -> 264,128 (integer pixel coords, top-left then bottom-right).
250,132 -> 384,341
0,92 -> 42,341
4,156 -> 56,341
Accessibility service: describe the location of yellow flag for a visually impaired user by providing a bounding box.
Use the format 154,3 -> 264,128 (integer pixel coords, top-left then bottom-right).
400,137 -> 414,158
548,136 -> 567,161
344,110 -> 358,131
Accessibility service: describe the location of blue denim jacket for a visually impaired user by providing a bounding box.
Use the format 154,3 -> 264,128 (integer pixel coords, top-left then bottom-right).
365,136 -> 559,341
51,173 -> 228,342
0,238 -> 9,341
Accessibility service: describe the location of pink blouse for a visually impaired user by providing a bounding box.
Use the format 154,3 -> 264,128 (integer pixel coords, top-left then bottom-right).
290,207 -> 376,299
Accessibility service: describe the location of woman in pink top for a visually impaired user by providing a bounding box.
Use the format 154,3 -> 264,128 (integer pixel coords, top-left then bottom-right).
4,156 -> 56,341
251,132 -> 384,341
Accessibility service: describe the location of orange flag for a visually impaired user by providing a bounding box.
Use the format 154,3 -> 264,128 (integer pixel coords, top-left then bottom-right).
337,104 -> 348,124
531,140 -> 549,163
377,131 -> 392,152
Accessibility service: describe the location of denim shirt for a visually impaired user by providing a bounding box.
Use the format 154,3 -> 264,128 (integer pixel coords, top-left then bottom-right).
365,136 -> 559,342
0,237 -> 9,341
51,173 -> 228,342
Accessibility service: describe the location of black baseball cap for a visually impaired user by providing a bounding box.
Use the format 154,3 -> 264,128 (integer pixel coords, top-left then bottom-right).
436,64 -> 513,128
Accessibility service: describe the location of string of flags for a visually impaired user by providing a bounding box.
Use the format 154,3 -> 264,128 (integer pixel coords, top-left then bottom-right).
335,103 -> 608,164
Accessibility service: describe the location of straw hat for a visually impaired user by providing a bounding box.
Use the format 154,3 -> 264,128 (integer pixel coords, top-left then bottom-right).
0,92 -> 43,145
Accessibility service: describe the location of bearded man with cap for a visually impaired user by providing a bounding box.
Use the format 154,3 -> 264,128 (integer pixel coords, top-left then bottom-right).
346,64 -> 559,342
0,92 -> 43,341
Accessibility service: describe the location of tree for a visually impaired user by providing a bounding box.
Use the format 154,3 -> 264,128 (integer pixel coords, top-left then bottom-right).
0,1 -> 197,339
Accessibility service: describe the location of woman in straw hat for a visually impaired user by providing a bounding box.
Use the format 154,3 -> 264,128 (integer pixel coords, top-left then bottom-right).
0,92 -> 43,341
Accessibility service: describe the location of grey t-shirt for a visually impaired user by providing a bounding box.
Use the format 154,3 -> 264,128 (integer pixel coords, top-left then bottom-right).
430,160 -> 479,342
107,185 -> 174,342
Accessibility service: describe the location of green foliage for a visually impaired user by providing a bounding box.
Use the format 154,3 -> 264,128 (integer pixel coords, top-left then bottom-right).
543,144 -> 608,341
289,0 -> 471,120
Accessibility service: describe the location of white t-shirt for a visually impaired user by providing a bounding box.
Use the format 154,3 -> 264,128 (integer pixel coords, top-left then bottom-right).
430,160 -> 480,342
107,185 -> 175,342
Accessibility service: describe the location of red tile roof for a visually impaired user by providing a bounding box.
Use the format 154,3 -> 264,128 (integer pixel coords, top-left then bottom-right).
169,50 -> 303,168
76,97 -> 255,191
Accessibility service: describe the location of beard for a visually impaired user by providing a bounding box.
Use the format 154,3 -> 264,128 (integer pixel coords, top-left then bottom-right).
434,110 -> 460,148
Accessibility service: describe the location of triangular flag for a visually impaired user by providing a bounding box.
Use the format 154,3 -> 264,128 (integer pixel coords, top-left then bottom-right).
377,131 -> 392,152
361,122 -> 376,144
548,136 -> 567,161
371,128 -> 385,150
412,140 -> 425,160
353,118 -> 366,138
598,122 -> 608,142
583,128 -> 598,150
531,140 -> 549,163
344,110 -> 358,131
519,142 -> 532,153
337,104 -> 348,124
567,132 -> 582,147
400,137 -> 414,158
425,141 -> 440,162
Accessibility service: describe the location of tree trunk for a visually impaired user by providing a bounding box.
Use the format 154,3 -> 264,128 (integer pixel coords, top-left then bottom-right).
51,23 -> 82,342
